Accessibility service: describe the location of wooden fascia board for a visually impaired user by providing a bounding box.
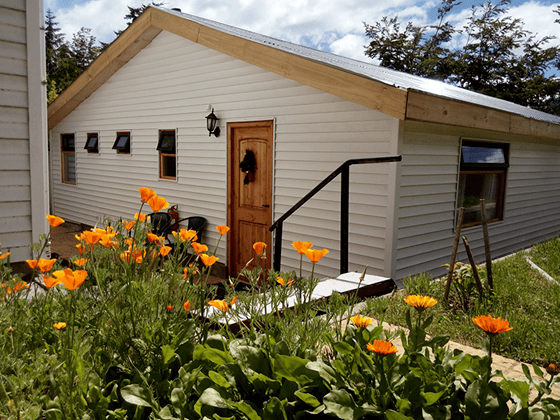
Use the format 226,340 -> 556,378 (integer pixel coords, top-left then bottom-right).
149,9 -> 408,120
47,12 -> 162,130
406,90 -> 560,140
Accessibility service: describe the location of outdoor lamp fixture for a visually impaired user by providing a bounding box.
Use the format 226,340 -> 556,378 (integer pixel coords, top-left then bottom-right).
205,108 -> 220,137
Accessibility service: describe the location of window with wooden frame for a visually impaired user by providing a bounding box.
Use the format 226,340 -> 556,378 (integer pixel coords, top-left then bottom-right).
112,132 -> 130,154
61,133 -> 76,184
457,140 -> 509,227
84,133 -> 99,154
156,130 -> 176,179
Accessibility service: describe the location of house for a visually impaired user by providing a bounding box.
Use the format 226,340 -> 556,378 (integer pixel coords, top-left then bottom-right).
47,6 -> 560,281
1,0 -> 49,265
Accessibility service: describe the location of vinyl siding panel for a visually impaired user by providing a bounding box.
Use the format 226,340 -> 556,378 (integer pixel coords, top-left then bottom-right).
0,2 -> 37,262
50,30 -> 398,278
395,122 -> 560,280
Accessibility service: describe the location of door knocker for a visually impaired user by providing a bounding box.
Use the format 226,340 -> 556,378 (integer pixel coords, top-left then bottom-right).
239,150 -> 256,184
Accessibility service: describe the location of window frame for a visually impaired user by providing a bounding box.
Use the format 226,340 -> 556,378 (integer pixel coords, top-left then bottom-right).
61,133 -> 76,184
457,139 -> 509,228
112,132 -> 131,154
84,132 -> 99,154
156,129 -> 177,180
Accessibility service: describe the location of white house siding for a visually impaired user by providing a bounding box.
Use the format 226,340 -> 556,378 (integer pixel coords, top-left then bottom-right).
0,0 -> 48,262
395,121 -> 560,281
50,30 -> 399,278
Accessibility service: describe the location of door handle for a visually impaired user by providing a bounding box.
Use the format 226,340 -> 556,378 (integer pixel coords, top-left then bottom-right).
262,205 -> 270,208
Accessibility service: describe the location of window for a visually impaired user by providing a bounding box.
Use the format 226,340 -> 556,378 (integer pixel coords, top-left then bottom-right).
113,132 -> 130,154
84,133 -> 99,153
457,140 -> 509,227
61,133 -> 76,184
156,130 -> 176,179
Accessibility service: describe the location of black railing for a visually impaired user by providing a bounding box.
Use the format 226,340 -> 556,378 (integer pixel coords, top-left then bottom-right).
269,155 -> 402,274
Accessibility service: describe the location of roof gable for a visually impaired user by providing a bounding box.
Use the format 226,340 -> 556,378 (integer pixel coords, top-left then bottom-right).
47,6 -> 560,139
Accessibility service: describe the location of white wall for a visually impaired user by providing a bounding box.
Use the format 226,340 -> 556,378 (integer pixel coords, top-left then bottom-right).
395,121 -> 560,280
50,30 -> 399,278
0,0 -> 48,262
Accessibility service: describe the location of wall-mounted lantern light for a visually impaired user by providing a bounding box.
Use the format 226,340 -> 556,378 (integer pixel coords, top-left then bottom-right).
205,108 -> 220,137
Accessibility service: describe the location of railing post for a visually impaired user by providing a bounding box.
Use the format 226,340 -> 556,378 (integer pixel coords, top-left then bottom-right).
273,222 -> 283,272
340,165 -> 349,274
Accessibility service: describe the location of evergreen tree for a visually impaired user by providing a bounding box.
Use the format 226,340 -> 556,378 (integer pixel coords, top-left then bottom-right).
364,0 -> 560,115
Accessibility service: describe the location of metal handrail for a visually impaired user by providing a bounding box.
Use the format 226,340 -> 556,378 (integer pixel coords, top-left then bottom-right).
269,155 -> 402,273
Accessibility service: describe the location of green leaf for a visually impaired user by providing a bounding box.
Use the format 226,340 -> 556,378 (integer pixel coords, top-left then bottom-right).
502,380 -> 530,408
323,389 -> 364,420
421,390 -> 446,406
532,363 -> 544,379
333,341 -> 354,355
294,390 -> 321,408
162,344 -> 176,366
208,370 -> 232,390
465,380 -> 508,419
194,387 -> 231,417
384,409 -> 415,420
171,388 -> 187,415
522,364 -> 533,382
263,397 -> 288,420
274,354 -> 318,386
307,360 -> 341,386
230,400 -> 262,420
194,345 -> 234,366
121,384 -> 158,410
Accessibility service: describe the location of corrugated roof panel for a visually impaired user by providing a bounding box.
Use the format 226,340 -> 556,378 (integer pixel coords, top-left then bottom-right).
159,6 -> 560,126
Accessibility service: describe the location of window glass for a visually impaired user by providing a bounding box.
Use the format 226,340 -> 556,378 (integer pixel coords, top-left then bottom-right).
158,130 -> 176,180
461,145 -> 505,164
112,132 -> 130,154
61,133 -> 76,184
85,133 -> 98,153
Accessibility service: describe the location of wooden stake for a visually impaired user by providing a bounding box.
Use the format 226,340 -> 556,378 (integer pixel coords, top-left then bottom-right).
444,207 -> 465,302
461,235 -> 484,297
480,199 -> 493,292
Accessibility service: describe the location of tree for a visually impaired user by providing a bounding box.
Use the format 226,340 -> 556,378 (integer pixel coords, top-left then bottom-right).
114,2 -> 164,37
364,0 -> 560,115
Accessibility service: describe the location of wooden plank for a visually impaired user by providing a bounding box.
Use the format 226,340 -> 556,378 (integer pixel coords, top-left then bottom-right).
407,90 -> 560,140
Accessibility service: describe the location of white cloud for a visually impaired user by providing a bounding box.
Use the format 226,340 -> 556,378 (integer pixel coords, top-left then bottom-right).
329,34 -> 370,62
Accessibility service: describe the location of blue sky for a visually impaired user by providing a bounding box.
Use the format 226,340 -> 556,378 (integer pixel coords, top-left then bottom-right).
46,0 -> 560,63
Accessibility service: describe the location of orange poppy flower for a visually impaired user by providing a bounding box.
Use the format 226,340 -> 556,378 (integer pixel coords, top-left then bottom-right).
276,277 -> 294,287
350,315 -> 373,328
139,187 -> 156,203
147,195 -> 169,213
53,269 -> 88,290
37,258 -> 57,272
367,340 -> 398,356
53,322 -> 66,330
184,300 -> 191,311
46,215 -> 65,227
134,212 -> 146,221
166,305 -> 173,312
76,244 -> 85,254
208,297 -> 237,313
99,235 -> 118,248
13,281 -> 29,291
42,275 -> 61,289
200,254 -> 219,266
472,315 -> 513,335
216,225 -> 230,235
173,229 -> 197,242
404,295 -> 437,310
73,258 -> 88,266
26,259 -> 38,269
159,246 -> 172,257
191,242 -> 208,254
0,252 -> 10,260
124,220 -> 136,231
253,242 -> 267,255
292,241 -> 313,255
304,248 -> 329,263
82,231 -> 103,245
147,232 -> 163,244
119,250 -> 144,263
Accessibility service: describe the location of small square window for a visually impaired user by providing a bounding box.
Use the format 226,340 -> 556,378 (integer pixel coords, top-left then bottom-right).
457,140 -> 509,227
84,133 -> 99,153
157,130 -> 176,180
113,132 -> 130,154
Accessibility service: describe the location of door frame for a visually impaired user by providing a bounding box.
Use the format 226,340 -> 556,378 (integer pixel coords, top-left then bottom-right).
226,120 -> 275,276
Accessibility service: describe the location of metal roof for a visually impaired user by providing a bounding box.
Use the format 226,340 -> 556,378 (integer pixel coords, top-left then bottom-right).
158,6 -> 560,126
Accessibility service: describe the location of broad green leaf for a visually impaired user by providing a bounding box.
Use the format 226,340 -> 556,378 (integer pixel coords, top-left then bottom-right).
44,408 -> 64,420
384,409 -> 415,420
263,397 -> 288,420
294,390 -> 321,408
162,344 -> 176,366
230,400 -> 262,420
307,360 -> 340,386
465,380 -> 508,419
194,387 -> 231,416
209,370 -> 232,390
121,384 -> 158,409
171,388 -> 187,415
421,390 -> 446,406
323,389 -> 364,420
502,379 -> 530,408
274,354 -> 318,386
194,345 -> 234,366
333,341 -> 354,355
522,364 -> 533,382
532,363 -> 544,379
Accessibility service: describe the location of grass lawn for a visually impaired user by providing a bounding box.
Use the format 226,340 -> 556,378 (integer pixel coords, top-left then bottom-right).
363,238 -> 560,366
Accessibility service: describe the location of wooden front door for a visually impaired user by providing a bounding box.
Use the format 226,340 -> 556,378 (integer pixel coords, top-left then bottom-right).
227,121 -> 273,276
